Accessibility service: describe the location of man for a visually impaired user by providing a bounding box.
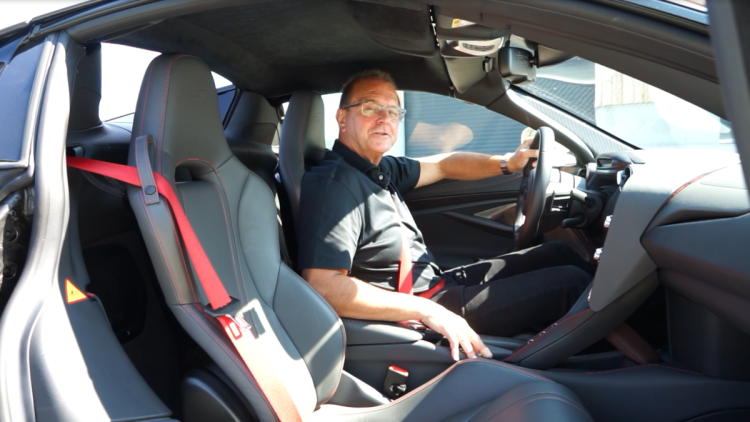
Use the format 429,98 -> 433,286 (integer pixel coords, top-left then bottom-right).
298,70 -> 593,361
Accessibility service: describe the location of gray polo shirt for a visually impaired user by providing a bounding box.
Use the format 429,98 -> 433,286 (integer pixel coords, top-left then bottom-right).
297,140 -> 443,293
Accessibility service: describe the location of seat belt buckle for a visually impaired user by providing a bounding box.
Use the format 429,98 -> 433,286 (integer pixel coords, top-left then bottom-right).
203,297 -> 253,338
383,365 -> 409,399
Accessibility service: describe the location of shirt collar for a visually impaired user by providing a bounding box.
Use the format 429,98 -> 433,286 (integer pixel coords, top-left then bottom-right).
333,140 -> 391,188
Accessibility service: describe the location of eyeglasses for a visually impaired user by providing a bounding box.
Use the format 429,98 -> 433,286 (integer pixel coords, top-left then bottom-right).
342,101 -> 407,122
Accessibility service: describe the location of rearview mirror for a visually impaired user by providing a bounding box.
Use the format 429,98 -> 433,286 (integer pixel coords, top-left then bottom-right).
499,47 -> 536,85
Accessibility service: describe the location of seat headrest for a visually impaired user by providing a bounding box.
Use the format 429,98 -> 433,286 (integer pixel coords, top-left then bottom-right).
278,90 -> 327,230
131,54 -> 231,179
225,91 -> 280,146
281,90 -> 326,165
69,45 -> 103,131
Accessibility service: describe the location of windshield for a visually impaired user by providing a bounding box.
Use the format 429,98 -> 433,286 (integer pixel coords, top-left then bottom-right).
519,57 -> 735,151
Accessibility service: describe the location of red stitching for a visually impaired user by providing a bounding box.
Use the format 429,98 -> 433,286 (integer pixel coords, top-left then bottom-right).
209,180 -> 242,298
487,396 -> 592,421
319,359 -> 550,416
298,269 -> 347,407
194,303 -> 225,331
177,157 -> 246,300
183,305 -> 280,419
164,201 -> 198,302
157,54 -> 185,173
140,189 -> 184,303
138,62 -> 154,136
585,364 -> 704,376
667,173 -> 713,203
655,162 -> 740,217
505,310 -> 591,361
136,138 -> 196,302
480,390 -> 588,421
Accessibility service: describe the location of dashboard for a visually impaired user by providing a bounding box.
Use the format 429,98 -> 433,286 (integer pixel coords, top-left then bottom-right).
572,149 -> 750,337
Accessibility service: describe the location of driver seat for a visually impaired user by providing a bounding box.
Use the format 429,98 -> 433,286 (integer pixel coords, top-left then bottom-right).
126,53 -> 592,421
277,90 -> 327,259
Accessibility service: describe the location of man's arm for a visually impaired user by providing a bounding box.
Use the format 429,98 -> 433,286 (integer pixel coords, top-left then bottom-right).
415,137 -> 538,189
302,268 -> 492,361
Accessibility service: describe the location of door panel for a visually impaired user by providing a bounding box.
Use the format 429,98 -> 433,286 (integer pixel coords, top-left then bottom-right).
405,174 -> 522,269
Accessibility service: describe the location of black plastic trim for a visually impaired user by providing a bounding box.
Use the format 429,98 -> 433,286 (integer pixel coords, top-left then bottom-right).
0,33 -> 60,422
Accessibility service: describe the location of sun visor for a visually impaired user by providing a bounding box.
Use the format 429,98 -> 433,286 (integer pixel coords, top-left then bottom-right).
348,1 -> 437,57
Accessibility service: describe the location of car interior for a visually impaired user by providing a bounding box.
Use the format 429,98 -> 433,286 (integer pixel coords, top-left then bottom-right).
3,0 -> 750,421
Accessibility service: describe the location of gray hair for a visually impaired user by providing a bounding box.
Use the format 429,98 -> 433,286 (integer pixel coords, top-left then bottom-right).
339,69 -> 399,108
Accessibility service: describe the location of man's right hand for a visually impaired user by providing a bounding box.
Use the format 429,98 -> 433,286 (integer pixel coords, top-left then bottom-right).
420,304 -> 493,361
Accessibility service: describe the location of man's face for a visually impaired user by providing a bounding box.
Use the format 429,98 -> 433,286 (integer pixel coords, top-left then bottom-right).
336,77 -> 400,164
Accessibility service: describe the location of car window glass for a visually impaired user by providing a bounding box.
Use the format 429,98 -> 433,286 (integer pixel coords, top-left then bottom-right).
0,42 -> 44,162
282,91 -> 526,158
100,43 -> 234,122
402,91 -> 525,157
519,56 -> 735,151
217,88 -> 236,122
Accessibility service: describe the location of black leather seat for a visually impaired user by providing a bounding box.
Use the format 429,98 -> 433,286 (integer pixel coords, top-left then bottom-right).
225,91 -> 280,191
126,53 -> 592,421
278,90 -> 327,234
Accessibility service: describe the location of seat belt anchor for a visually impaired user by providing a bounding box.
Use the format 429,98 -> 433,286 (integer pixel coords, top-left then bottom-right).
383,365 -> 409,399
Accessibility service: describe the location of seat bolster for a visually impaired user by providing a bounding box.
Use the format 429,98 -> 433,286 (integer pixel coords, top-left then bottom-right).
274,264 -> 345,407
467,382 -> 592,422
172,304 -> 277,422
310,359 -> 577,422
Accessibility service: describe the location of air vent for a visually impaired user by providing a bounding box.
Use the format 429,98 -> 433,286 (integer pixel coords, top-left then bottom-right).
618,165 -> 634,188
597,158 -> 614,168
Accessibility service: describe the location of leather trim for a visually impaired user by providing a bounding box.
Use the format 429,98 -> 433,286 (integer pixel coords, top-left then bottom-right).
481,394 -> 592,422
137,60 -> 154,138
504,310 -> 593,362
177,158 -> 244,300
329,359 -> 550,414
584,363 -> 704,376
157,54 -> 184,173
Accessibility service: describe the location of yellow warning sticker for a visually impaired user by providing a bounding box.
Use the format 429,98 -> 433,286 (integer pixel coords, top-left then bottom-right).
65,279 -> 87,304
451,18 -> 476,28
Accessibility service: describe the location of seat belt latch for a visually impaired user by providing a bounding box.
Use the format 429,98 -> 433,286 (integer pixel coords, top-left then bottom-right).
383,365 -> 409,399
203,297 -> 253,336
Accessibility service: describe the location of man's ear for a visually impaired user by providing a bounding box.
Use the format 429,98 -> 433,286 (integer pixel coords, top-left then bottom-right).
336,108 -> 347,132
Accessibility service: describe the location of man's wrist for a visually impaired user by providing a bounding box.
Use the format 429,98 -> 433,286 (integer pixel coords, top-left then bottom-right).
500,153 -> 515,175
413,296 -> 441,321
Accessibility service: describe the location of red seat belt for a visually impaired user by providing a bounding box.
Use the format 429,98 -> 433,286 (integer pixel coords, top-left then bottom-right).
389,192 -> 445,299
67,156 -> 302,422
417,279 -> 445,299
389,193 -> 413,295
396,226 -> 414,295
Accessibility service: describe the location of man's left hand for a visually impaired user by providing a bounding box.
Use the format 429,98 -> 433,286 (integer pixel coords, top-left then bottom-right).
506,136 -> 539,173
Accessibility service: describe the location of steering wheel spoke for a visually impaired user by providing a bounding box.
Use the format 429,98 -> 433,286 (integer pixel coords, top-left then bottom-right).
513,127 -> 554,250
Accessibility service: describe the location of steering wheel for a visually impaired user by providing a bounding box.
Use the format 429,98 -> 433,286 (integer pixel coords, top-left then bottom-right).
514,127 -> 553,250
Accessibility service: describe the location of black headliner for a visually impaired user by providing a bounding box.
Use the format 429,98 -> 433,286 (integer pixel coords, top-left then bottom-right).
113,0 -> 452,98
